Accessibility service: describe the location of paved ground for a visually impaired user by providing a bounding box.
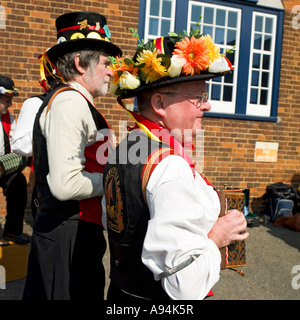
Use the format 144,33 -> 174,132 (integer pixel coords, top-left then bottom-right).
0,217 -> 299,300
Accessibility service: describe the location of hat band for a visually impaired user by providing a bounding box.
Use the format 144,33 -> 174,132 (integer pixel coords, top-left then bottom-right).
0,87 -> 16,96
57,25 -> 106,36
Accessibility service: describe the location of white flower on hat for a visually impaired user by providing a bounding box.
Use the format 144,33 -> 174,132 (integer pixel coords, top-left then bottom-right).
0,86 -> 5,95
119,71 -> 140,90
57,36 -> 66,44
208,56 -> 231,73
168,55 -> 186,78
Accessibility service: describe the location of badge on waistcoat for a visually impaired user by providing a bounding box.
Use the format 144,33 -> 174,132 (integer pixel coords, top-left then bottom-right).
105,167 -> 124,233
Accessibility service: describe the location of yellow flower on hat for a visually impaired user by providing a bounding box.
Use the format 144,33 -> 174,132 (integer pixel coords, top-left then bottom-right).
202,34 -> 222,64
137,48 -> 167,83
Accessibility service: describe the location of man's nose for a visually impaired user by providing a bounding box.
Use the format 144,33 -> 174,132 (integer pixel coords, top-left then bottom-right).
201,99 -> 211,112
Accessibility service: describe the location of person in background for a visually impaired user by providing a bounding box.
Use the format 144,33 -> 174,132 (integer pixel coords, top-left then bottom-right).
23,11 -> 122,300
0,75 -> 28,245
103,32 -> 248,300
11,63 -> 60,220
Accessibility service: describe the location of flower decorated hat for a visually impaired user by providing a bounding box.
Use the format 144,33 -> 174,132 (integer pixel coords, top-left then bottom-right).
109,28 -> 233,99
0,75 -> 19,97
45,11 -> 122,64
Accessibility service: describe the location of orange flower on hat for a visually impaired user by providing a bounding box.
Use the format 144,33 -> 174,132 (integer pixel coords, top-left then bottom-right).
109,57 -> 139,84
173,36 -> 210,76
137,48 -> 168,83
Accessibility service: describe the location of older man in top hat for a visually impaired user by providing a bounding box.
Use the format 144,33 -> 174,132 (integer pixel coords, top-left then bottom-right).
103,32 -> 248,300
23,11 -> 122,300
0,76 -> 28,245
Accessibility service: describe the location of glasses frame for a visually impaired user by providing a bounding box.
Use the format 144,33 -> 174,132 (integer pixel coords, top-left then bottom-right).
160,92 -> 208,106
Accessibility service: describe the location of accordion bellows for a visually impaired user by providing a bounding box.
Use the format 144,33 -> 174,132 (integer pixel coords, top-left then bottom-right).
219,191 -> 246,270
0,153 -> 27,178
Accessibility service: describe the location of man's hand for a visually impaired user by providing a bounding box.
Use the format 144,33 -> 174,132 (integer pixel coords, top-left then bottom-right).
208,210 -> 249,249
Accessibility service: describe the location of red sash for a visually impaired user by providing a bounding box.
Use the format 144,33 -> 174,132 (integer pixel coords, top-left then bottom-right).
1,112 -> 12,136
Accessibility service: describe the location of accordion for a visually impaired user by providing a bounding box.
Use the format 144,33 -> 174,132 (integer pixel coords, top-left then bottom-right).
0,153 -> 27,178
219,190 -> 246,270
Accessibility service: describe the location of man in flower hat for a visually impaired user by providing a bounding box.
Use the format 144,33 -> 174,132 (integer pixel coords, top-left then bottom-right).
103,30 -> 248,300
23,11 -> 122,300
0,75 -> 28,245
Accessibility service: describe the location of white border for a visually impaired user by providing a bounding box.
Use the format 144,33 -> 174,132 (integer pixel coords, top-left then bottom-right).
246,12 -> 277,117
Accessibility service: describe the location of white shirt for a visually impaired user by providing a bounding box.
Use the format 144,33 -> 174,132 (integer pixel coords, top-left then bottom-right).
102,153 -> 221,300
11,96 -> 43,156
142,155 -> 221,300
39,81 -> 104,201
0,112 -> 15,156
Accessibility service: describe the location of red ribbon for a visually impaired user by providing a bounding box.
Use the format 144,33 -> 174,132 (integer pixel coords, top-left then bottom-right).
57,25 -> 105,35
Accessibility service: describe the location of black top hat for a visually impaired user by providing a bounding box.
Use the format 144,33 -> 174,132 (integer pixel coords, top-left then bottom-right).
109,34 -> 233,99
0,75 -> 19,97
46,11 -> 122,63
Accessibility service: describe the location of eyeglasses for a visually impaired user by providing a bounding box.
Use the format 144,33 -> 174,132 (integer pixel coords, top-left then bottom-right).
160,92 -> 208,106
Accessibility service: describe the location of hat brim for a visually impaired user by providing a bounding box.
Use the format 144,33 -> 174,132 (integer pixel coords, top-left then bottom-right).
46,38 -> 122,63
120,72 -> 225,99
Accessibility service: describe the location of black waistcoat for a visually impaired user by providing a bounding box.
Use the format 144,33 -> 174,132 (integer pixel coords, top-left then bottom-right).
33,83 -> 109,230
103,130 -> 170,300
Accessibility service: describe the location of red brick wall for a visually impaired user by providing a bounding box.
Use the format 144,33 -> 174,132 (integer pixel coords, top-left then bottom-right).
0,0 -> 139,218
0,0 -> 299,219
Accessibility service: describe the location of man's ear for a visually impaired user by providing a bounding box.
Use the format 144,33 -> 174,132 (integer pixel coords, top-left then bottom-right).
150,93 -> 166,117
74,53 -> 85,75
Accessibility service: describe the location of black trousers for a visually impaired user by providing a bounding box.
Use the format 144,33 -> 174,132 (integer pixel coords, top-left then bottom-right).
23,217 -> 106,300
0,171 -> 27,235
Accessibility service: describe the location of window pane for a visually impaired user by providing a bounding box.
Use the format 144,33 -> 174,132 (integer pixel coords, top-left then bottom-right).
250,89 -> 258,104
228,11 -> 237,28
260,90 -> 268,105
255,15 -> 263,32
204,7 -> 214,24
191,5 -> 202,22
203,25 -> 213,36
212,84 -> 221,100
212,76 -> 222,83
191,23 -> 198,30
162,0 -> 172,18
216,9 -> 226,26
227,29 -> 236,46
261,72 -> 269,87
254,33 -> 262,50
263,55 -> 270,70
226,51 -> 235,65
264,35 -> 271,51
265,17 -> 273,34
215,27 -> 225,44
223,86 -> 233,101
150,0 -> 160,16
149,18 -> 159,35
252,53 -> 260,69
161,19 -> 170,35
224,71 -> 233,84
251,71 -> 259,86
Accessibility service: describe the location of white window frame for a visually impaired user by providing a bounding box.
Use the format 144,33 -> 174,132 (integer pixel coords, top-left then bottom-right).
246,12 -> 277,117
144,0 -> 176,43
187,1 -> 241,114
